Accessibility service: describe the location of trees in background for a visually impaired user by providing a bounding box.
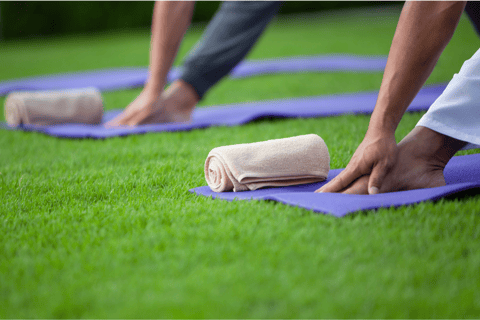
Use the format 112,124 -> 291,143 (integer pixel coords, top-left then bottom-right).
0,1 -> 393,41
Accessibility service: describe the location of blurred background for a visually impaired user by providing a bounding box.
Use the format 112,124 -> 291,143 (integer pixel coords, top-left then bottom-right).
0,1 -> 402,41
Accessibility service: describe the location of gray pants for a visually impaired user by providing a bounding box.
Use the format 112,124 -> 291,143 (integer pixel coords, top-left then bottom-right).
180,1 -> 480,100
180,1 -> 282,99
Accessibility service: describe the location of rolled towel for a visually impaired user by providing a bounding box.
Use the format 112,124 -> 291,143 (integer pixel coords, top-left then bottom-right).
4,87 -> 103,126
205,134 -> 330,192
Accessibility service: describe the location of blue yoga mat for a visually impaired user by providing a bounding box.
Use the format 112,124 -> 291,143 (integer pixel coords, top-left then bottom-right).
1,84 -> 446,139
0,55 -> 387,96
190,153 -> 480,217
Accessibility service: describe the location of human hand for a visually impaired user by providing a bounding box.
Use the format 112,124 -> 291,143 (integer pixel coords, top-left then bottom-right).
316,130 -> 398,194
105,87 -> 164,127
105,80 -> 198,127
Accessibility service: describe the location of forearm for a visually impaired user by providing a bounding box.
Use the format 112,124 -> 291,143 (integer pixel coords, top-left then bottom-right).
146,1 -> 195,92
369,1 -> 466,136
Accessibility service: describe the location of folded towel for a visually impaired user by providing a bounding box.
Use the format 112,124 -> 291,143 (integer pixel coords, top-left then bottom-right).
205,134 -> 330,192
4,87 -> 103,126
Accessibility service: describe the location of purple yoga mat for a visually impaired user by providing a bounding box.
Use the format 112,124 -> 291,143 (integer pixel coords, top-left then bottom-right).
0,55 -> 387,96
1,84 -> 447,139
190,153 -> 480,217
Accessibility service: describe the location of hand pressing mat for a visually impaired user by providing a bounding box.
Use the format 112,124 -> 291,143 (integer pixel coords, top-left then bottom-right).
0,55 -> 387,96
1,84 -> 446,139
190,153 -> 480,217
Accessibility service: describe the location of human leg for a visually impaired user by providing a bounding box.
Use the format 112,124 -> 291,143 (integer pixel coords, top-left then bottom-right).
107,1 -> 282,126
466,2 -> 480,37
180,1 -> 282,100
416,48 -> 480,150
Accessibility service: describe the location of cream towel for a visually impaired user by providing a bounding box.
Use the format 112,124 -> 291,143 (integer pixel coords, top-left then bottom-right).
205,134 -> 330,192
4,87 -> 103,126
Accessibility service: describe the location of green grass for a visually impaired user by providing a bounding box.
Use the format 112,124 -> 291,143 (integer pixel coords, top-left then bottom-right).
1,8 -> 480,318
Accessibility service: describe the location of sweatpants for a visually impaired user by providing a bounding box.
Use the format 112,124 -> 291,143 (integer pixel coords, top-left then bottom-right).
179,1 -> 480,104
466,1 -> 480,37
179,1 -> 282,99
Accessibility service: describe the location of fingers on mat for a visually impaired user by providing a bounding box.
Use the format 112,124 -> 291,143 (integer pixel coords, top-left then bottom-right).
316,167 -> 360,193
368,163 -> 389,195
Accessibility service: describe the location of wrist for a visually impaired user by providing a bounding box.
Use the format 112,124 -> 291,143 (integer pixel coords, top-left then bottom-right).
366,106 -> 400,138
366,120 -> 396,139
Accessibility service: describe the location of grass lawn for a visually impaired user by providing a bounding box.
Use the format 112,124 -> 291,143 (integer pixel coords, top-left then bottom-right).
1,6 -> 480,318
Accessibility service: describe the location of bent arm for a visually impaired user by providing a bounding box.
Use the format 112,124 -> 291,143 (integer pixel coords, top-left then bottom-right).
369,1 -> 466,137
146,1 -> 196,93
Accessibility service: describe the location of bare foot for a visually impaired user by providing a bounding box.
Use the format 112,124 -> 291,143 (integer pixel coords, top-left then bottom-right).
105,80 -> 199,127
339,126 -> 466,194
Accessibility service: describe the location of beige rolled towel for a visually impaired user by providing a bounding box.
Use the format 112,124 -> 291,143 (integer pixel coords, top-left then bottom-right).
4,87 -> 103,126
205,134 -> 330,192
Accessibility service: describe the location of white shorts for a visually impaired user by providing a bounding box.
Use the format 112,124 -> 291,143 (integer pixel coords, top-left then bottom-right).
417,48 -> 480,150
